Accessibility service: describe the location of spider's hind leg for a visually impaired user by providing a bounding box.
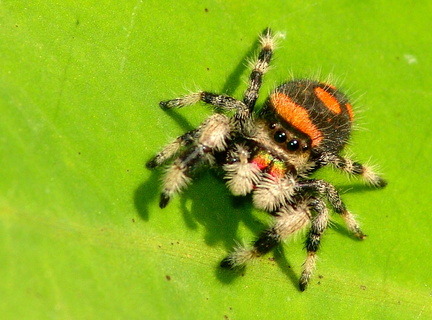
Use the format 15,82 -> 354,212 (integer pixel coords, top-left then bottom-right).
221,201 -> 311,270
299,198 -> 329,291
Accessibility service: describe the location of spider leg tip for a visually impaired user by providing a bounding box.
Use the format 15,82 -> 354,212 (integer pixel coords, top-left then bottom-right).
263,27 -> 272,35
159,194 -> 170,208
220,258 -> 234,269
299,281 -> 308,292
146,159 -> 157,169
159,100 -> 169,109
220,257 -> 243,270
376,178 -> 388,188
357,232 -> 367,240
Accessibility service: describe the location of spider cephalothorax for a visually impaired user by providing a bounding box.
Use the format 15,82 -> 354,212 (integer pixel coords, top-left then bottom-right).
146,29 -> 387,291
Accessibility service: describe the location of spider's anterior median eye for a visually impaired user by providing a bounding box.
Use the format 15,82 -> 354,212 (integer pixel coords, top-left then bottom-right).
287,139 -> 300,151
274,131 -> 287,143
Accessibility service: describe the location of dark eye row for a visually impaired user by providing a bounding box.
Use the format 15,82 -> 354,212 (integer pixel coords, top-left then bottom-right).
273,130 -> 301,151
274,131 -> 287,143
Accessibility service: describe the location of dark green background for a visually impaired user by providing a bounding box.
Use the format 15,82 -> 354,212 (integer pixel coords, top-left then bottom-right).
1,1 -> 431,319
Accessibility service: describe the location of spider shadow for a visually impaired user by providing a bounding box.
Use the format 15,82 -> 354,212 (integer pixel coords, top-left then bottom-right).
273,246 -> 300,289
339,182 -> 384,194
176,172 -> 264,250
161,110 -> 196,136
220,34 -> 262,96
331,182 -> 386,240
329,222 -> 367,242
134,157 -> 265,245
134,168 -> 163,222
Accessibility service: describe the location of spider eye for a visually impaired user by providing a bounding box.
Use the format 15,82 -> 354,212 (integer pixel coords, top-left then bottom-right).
287,139 -> 300,151
274,131 -> 287,143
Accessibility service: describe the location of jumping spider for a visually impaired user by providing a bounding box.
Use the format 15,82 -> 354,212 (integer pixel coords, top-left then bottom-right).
147,28 -> 387,291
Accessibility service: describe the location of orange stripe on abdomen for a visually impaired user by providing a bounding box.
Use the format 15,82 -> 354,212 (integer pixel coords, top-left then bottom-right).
314,87 -> 342,114
270,93 -> 323,147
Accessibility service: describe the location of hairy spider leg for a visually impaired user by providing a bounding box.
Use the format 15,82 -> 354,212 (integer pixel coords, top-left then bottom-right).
146,130 -> 198,169
318,153 -> 388,188
160,91 -> 253,134
243,28 -> 277,112
297,179 -> 366,239
158,113 -> 231,208
299,198 -> 329,291
220,199 -> 312,269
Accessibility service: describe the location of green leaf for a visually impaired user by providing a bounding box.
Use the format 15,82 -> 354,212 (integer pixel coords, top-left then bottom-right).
1,1 -> 431,319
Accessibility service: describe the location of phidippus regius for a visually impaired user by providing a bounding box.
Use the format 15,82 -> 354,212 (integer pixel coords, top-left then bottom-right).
147,28 -> 387,291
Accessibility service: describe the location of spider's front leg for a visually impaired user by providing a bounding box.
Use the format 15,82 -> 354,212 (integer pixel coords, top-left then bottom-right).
149,113 -> 231,208
243,27 -> 277,112
159,91 -> 254,138
146,130 -> 197,169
